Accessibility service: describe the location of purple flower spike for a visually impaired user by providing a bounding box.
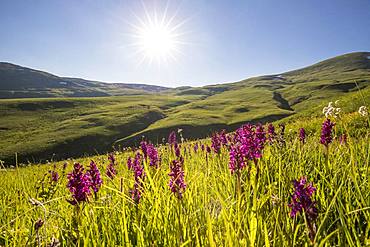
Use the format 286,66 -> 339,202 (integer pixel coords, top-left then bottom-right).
67,163 -> 92,205
211,133 -> 222,154
168,131 -> 177,146
288,177 -> 318,221
140,141 -> 159,167
193,143 -> 199,152
106,153 -> 117,179
168,159 -> 186,199
49,170 -> 59,183
228,123 -> 266,174
140,141 -> 148,159
127,157 -> 133,170
147,143 -> 159,167
255,124 -> 266,149
211,130 -> 228,154
174,142 -> 181,158
267,123 -> 276,144
128,152 -> 146,204
87,160 -> 102,193
320,119 -> 335,147
219,130 -> 228,146
299,128 -> 306,144
108,152 -> 115,164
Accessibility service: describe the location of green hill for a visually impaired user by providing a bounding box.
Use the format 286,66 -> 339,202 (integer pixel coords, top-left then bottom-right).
0,62 -> 169,98
0,52 -> 369,165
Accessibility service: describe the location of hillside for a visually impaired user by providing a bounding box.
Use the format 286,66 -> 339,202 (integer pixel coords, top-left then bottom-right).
116,52 -> 370,144
0,62 -> 169,98
0,52 -> 369,164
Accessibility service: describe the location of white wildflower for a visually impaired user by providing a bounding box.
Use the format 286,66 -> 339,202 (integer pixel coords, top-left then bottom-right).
322,102 -> 341,118
358,106 -> 368,116
335,100 -> 340,106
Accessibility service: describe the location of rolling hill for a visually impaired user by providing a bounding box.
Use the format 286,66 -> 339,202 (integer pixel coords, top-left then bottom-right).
0,62 -> 169,98
0,52 -> 369,165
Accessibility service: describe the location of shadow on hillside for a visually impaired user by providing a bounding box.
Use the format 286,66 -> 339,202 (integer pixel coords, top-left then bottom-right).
2,112 -> 293,166
114,113 -> 293,148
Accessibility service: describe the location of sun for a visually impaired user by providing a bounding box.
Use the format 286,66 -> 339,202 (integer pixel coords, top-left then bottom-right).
137,21 -> 176,60
130,8 -> 187,66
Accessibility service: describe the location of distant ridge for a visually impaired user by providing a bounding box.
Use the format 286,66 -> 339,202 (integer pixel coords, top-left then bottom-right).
0,62 -> 169,98
1,52 -> 370,99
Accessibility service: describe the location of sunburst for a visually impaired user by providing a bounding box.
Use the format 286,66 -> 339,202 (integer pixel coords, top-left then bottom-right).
129,4 -> 188,66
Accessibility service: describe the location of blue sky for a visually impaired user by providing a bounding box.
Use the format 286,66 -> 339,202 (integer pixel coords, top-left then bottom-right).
1,0 -> 369,87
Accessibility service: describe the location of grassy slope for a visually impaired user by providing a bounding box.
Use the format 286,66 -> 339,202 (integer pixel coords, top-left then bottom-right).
0,52 -> 369,164
118,52 -> 370,144
0,95 -> 197,163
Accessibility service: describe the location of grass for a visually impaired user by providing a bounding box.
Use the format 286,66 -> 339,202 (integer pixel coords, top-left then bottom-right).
0,108 -> 369,246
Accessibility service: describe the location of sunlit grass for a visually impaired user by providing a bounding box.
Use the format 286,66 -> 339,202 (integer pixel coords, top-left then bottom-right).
0,111 -> 369,246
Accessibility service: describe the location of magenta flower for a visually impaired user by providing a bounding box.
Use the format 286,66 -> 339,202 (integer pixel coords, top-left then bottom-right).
228,124 -> 266,174
108,152 -> 115,163
140,141 -> 148,159
211,132 -> 222,154
168,131 -> 177,146
49,170 -> 59,183
193,143 -> 199,152
87,160 -> 102,193
299,128 -> 306,144
140,141 -> 159,167
67,163 -> 92,205
201,144 -> 205,152
211,130 -> 228,154
106,153 -> 117,179
127,157 -> 133,170
288,177 -> 317,219
255,124 -> 266,149
267,123 -> 276,143
147,143 -> 159,167
206,145 -> 211,154
320,119 -> 335,147
229,145 -> 247,174
174,142 -> 181,158
168,159 -> 186,199
218,130 -> 228,146
288,177 -> 318,241
128,152 -> 145,203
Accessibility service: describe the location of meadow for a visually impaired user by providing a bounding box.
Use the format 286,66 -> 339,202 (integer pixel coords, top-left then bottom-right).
0,102 -> 369,246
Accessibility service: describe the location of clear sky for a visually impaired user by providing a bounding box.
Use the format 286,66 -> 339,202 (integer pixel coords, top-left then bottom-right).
1,0 -> 370,87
